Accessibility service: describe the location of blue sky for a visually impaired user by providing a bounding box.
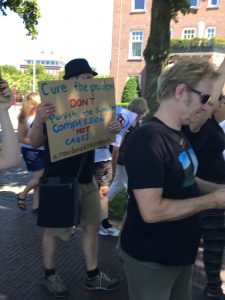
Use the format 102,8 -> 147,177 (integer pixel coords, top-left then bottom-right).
0,0 -> 114,74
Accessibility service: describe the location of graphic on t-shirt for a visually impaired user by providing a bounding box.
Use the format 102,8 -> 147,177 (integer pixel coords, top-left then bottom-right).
178,147 -> 198,187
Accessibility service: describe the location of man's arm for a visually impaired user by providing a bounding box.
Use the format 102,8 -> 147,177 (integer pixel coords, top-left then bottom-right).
133,186 -> 225,223
29,102 -> 55,148
195,177 -> 225,194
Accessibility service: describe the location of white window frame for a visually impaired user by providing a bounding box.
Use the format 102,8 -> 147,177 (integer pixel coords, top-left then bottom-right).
131,0 -> 146,12
205,27 -> 216,38
208,0 -> 219,7
129,30 -> 144,59
189,0 -> 199,8
182,28 -> 197,39
170,29 -> 173,39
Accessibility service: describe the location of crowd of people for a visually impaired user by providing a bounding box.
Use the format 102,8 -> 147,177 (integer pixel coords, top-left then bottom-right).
1,57 -> 225,300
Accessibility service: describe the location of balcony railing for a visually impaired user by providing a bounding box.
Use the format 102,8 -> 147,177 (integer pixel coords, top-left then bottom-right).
170,38 -> 225,54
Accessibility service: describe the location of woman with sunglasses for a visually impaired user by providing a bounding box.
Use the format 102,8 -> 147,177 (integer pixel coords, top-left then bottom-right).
183,95 -> 225,299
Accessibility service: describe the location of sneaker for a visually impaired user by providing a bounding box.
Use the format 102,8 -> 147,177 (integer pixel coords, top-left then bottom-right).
205,287 -> 225,299
98,224 -> 120,237
41,274 -> 68,298
86,271 -> 120,291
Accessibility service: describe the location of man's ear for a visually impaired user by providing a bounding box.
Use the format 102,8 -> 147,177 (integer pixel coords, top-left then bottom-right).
174,84 -> 187,101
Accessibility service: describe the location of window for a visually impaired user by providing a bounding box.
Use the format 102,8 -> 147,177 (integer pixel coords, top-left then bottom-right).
206,27 -> 216,38
170,29 -> 173,39
189,0 -> 199,7
129,31 -> 144,59
182,28 -> 196,39
132,0 -> 145,11
208,0 -> 219,7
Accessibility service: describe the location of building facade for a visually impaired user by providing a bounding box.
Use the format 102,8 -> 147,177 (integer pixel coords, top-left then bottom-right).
20,51 -> 64,76
111,0 -> 225,102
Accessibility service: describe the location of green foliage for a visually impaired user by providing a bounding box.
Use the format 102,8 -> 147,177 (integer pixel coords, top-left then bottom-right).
121,76 -> 140,103
116,102 -> 129,108
0,64 -> 56,100
0,0 -> 41,38
170,37 -> 225,47
109,190 -> 128,221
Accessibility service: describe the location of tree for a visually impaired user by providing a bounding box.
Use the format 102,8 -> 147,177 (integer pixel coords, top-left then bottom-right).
0,0 -> 41,38
143,0 -> 196,115
121,76 -> 140,103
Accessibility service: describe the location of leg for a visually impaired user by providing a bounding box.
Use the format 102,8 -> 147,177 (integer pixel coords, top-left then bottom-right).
81,223 -> 99,270
108,165 -> 128,201
32,169 -> 43,209
119,247 -> 181,300
99,185 -> 109,220
79,179 -> 119,290
169,266 -> 192,300
41,228 -> 68,297
18,169 -> 43,206
201,210 -> 225,297
42,228 -> 58,269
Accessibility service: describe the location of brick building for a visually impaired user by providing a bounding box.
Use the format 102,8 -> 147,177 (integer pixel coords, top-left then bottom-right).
110,0 -> 225,102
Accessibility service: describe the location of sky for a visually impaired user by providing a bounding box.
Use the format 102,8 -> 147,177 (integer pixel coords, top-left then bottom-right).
0,0 -> 114,75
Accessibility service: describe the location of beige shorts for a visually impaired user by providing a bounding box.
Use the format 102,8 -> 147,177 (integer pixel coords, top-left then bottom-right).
47,177 -> 102,241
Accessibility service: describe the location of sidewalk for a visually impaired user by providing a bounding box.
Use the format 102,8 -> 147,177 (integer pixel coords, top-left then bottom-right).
0,159 -> 220,300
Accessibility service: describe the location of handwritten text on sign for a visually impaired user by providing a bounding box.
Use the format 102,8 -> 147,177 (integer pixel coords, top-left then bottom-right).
38,78 -> 116,162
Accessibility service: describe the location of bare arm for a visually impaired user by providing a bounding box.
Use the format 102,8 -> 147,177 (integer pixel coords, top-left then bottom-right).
133,187 -> 225,223
29,102 -> 55,148
195,176 -> 225,194
111,145 -> 119,177
18,121 -> 30,144
0,80 -> 20,170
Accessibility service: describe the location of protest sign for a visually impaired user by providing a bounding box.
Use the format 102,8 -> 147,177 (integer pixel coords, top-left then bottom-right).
111,106 -> 137,147
38,78 -> 116,162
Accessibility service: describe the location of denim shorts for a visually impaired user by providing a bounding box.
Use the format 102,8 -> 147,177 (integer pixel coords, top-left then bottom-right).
21,147 -> 45,172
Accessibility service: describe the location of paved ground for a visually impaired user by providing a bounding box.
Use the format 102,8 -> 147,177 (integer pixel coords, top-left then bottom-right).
0,156 -> 224,300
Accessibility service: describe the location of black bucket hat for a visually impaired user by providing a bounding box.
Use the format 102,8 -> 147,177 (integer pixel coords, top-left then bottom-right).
63,58 -> 98,79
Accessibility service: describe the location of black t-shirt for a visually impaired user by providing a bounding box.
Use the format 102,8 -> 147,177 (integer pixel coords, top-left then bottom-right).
183,117 -> 225,184
121,118 -> 201,266
43,125 -> 94,183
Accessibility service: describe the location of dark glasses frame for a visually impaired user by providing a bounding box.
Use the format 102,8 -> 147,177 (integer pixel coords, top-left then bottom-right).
189,87 -> 225,104
189,88 -> 211,104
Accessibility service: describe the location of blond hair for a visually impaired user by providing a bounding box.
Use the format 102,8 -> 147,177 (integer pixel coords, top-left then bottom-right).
18,92 -> 41,123
128,97 -> 149,117
157,58 -> 220,101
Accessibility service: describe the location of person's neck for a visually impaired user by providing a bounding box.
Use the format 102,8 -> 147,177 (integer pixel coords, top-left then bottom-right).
154,103 -> 181,131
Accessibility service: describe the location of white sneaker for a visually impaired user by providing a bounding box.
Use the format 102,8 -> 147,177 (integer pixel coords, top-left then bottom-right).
98,224 -> 120,237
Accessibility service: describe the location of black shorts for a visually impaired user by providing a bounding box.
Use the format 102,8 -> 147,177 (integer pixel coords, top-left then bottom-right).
21,147 -> 45,172
94,160 -> 112,187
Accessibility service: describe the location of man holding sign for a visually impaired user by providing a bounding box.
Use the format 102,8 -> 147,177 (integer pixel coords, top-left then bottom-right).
30,59 -> 120,298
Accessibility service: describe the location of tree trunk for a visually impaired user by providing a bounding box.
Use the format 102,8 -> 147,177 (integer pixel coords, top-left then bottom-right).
143,0 -> 172,115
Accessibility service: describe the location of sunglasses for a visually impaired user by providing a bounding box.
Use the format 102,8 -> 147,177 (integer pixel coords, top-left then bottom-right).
190,87 -> 225,104
189,88 -> 211,104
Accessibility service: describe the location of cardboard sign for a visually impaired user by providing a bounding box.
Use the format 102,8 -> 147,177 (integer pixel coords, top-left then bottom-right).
111,106 -> 137,147
38,78 -> 116,162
